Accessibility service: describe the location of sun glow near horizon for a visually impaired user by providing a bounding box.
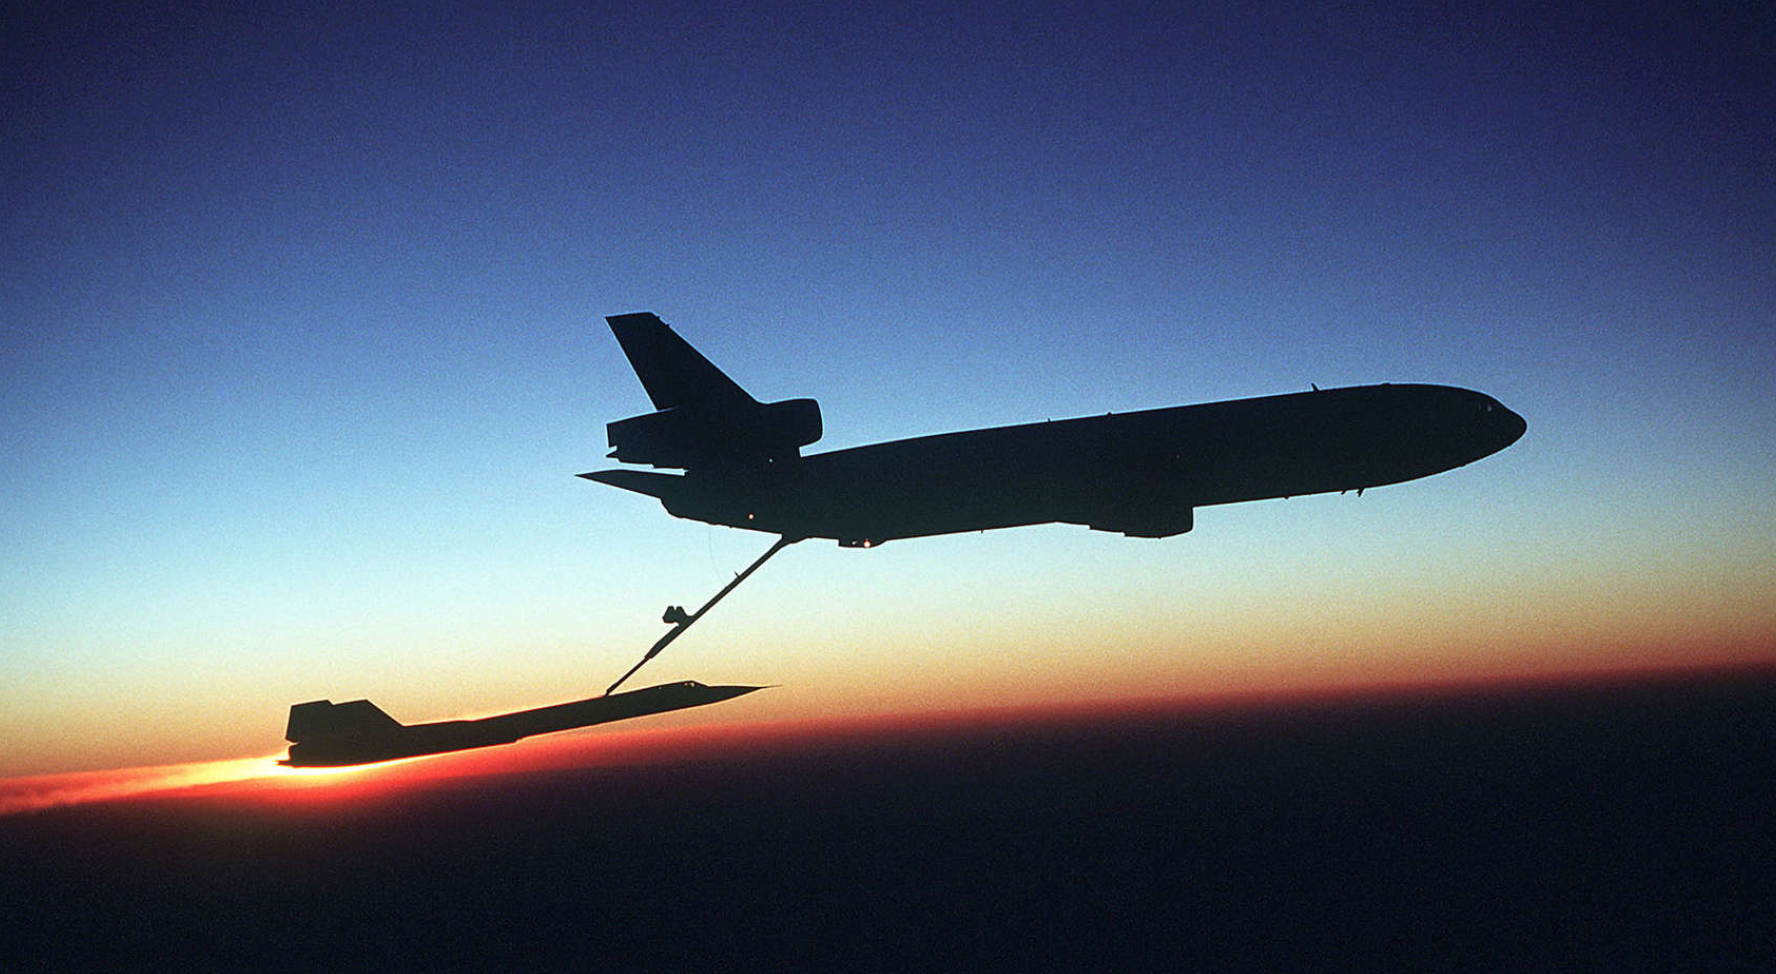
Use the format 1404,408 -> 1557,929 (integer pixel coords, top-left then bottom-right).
8,658 -> 1771,818
0,756 -> 289,816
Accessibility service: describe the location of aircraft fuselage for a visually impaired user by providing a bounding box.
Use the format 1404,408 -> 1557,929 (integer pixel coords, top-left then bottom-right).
281,681 -> 764,767
603,383 -> 1525,545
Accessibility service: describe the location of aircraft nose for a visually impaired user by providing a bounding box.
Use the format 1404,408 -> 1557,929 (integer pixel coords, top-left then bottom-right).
1456,391 -> 1524,459
1500,403 -> 1526,444
1488,399 -> 1526,452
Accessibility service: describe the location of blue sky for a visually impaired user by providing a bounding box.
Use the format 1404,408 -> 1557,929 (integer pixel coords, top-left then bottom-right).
4,1 -> 1771,775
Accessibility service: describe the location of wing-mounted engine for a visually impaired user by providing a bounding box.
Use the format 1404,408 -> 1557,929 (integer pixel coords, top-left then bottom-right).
1085,504 -> 1193,538
1073,470 -> 1195,538
608,397 -> 822,469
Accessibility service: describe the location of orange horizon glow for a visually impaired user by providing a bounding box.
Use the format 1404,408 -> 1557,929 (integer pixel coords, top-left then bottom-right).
5,657 -> 1769,818
8,558 -> 1769,782
0,756 -> 290,816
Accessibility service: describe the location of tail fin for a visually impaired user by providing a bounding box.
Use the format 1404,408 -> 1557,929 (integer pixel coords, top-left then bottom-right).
285,699 -> 403,743
600,312 -> 821,470
606,313 -> 757,413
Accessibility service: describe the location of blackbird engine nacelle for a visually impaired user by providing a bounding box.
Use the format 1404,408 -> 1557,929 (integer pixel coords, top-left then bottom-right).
607,397 -> 822,469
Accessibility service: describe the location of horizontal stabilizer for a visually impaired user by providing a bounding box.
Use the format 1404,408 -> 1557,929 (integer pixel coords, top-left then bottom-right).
286,699 -> 403,743
578,468 -> 686,500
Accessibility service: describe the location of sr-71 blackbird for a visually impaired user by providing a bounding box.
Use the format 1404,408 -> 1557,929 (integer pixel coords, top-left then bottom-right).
582,312 -> 1525,546
280,681 -> 763,767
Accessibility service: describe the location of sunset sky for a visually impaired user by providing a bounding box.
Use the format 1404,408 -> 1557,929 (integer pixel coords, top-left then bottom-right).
5,1 -> 1772,780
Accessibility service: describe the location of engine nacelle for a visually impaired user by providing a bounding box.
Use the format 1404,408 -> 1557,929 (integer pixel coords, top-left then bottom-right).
607,397 -> 822,469
1086,504 -> 1193,538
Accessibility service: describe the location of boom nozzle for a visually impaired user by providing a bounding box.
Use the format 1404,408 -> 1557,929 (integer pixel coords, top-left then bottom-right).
604,534 -> 801,695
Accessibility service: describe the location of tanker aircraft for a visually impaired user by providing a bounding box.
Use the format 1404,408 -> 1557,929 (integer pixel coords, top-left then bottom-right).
582,312 -> 1524,547
583,312 -> 1524,691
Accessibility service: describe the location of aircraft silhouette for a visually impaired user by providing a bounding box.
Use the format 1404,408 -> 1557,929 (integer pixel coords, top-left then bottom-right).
280,681 -> 763,767
582,313 -> 1525,546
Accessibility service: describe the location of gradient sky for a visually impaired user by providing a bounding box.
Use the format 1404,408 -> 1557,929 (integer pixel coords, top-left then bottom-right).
5,1 -> 1772,777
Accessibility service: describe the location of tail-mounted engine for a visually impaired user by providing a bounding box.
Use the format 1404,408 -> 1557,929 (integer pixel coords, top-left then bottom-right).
607,397 -> 822,469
